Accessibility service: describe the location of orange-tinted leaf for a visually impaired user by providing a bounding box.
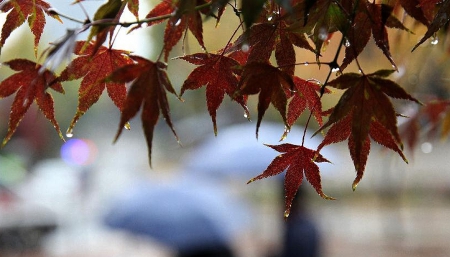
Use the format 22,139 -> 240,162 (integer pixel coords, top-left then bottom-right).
0,59 -> 64,146
106,57 -> 179,166
179,53 -> 248,135
238,63 -> 295,136
58,41 -> 133,135
315,70 -> 419,190
127,0 -> 139,19
0,0 -> 62,56
248,144 -> 333,218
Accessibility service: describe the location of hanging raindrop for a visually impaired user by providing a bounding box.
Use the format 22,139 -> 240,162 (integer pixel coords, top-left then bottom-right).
66,128 -> 74,138
431,37 -> 439,45
241,43 -> 250,52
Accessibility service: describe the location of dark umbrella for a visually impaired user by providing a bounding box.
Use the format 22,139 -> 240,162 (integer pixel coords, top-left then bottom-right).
103,175 -> 251,253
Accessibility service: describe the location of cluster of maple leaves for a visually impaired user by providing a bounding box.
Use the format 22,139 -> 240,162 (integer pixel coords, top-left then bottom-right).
0,0 -> 449,216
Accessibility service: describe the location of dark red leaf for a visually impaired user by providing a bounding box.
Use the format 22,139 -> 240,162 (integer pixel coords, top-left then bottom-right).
106,57 -> 179,167
248,144 -> 333,218
315,70 -> 419,190
179,53 -> 248,135
238,63 -> 295,136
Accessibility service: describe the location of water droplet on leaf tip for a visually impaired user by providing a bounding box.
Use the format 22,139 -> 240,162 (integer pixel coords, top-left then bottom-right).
331,67 -> 339,73
241,44 -> 250,52
284,211 -> 290,218
431,37 -> 439,45
124,122 -> 131,130
344,39 -> 351,47
267,16 -> 273,21
66,131 -> 73,138
174,19 -> 182,26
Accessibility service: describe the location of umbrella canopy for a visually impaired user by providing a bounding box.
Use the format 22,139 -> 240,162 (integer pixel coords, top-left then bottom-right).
103,175 -> 251,252
184,122 -> 338,180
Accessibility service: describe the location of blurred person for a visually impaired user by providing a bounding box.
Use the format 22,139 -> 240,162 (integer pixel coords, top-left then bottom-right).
278,186 -> 321,257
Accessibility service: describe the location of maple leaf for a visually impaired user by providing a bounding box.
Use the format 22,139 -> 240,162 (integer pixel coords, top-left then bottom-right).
126,0 -> 139,20
315,70 -> 420,190
57,41 -> 134,135
143,0 -> 209,61
286,0 -> 347,59
286,76 -> 329,130
412,0 -> 450,51
0,0 -> 62,56
248,143 -> 333,218
341,2 -> 409,71
400,99 -> 450,151
105,56 -> 179,167
179,53 -> 248,135
238,62 -> 295,136
0,59 -> 64,146
82,0 -> 125,55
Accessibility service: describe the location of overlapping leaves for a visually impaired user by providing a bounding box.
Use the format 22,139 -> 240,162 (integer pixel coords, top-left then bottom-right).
315,70 -> 420,190
57,41 -> 134,135
105,56 -> 179,166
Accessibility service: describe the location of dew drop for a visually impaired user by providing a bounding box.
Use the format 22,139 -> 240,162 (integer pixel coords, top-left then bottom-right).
344,39 -> 351,47
421,142 -> 433,153
124,122 -> 131,130
331,67 -> 340,73
244,112 -> 248,119
174,19 -> 182,26
284,210 -> 290,219
267,15 -> 273,21
431,37 -> 439,45
241,43 -> 250,52
66,128 -> 74,138
318,27 -> 328,41
304,62 -> 309,66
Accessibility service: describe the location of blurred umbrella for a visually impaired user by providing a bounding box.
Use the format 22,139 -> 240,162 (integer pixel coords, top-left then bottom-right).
184,122 -> 338,180
103,175 -> 251,252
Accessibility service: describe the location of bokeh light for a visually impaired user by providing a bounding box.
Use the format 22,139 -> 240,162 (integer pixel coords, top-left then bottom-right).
60,139 -> 98,166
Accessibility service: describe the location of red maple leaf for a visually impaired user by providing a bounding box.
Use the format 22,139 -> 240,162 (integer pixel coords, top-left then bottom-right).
286,76 -> 330,129
0,0 -> 62,56
248,144 -> 333,218
105,56 -> 179,166
139,0 -> 208,61
82,0 -> 125,55
0,59 -> 64,146
315,70 -> 420,190
341,2 -> 410,71
57,41 -> 134,135
238,62 -> 295,136
126,0 -> 139,19
179,53 -> 248,135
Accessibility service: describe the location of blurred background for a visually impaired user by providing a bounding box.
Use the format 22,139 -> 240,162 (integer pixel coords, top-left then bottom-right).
1,1 -> 450,257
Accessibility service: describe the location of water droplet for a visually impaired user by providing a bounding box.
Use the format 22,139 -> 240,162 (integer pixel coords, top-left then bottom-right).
267,15 -> 273,21
318,27 -> 328,41
66,128 -> 74,138
431,37 -> 439,45
331,67 -> 340,73
244,112 -> 248,119
304,62 -> 309,66
284,210 -> 290,219
241,43 -> 250,52
344,39 -> 351,47
124,122 -> 131,130
421,142 -> 433,153
174,19 -> 182,26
